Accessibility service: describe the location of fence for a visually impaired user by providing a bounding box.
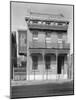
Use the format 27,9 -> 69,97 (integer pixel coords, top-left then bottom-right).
13,67 -> 26,81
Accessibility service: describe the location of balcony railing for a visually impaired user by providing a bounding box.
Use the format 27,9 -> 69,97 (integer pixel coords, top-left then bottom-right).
29,41 -> 70,49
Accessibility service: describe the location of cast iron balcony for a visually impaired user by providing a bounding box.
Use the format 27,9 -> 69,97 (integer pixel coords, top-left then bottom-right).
29,41 -> 70,49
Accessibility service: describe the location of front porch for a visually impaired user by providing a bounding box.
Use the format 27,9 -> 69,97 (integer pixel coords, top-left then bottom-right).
28,49 -> 70,81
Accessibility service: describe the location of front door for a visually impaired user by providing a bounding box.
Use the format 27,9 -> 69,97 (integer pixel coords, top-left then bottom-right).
57,55 -> 64,74
45,55 -> 51,79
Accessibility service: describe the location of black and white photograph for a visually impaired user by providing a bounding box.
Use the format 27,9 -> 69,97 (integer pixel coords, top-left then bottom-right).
10,1 -> 74,99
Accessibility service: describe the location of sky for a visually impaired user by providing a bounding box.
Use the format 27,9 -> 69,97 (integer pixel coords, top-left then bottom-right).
11,2 -> 73,54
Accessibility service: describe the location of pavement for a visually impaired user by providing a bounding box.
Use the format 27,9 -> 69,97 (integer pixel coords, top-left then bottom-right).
11,79 -> 73,86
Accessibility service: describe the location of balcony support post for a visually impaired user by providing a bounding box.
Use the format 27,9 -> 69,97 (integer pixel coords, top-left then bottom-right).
56,52 -> 58,80
42,50 -> 45,80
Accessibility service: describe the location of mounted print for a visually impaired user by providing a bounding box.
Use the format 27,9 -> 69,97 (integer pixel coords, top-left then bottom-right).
10,1 -> 74,99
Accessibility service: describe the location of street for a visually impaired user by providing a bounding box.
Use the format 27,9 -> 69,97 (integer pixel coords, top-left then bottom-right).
11,80 -> 74,99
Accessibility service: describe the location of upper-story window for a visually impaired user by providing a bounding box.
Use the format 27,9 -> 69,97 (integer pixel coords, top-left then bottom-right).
46,32 -> 51,38
62,34 -> 67,43
38,21 -> 42,24
58,22 -> 66,26
45,32 -> 51,43
58,33 -> 62,43
50,22 -> 54,25
62,23 -> 66,26
32,31 -> 38,40
46,21 -> 50,25
33,20 -> 38,24
51,32 -> 58,43
55,22 -> 58,26
43,21 -> 46,25
58,22 -> 63,25
30,21 -> 33,24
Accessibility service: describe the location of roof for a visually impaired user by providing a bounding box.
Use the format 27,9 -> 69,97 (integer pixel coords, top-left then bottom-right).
25,12 -> 69,22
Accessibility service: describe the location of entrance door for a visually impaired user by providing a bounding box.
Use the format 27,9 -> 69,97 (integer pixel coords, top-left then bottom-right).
32,56 -> 38,80
45,55 -> 51,80
45,55 -> 50,70
57,55 -> 64,74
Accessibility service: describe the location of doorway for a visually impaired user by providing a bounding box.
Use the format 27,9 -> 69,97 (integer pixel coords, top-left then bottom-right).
57,54 -> 66,74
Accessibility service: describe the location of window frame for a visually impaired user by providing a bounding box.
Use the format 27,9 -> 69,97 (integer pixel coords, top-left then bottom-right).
32,31 -> 38,40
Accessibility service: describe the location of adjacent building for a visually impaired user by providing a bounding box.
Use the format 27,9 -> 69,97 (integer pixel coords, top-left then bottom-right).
13,29 -> 27,80
11,31 -> 17,79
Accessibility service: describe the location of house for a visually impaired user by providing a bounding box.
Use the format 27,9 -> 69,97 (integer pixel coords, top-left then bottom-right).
25,12 -> 71,80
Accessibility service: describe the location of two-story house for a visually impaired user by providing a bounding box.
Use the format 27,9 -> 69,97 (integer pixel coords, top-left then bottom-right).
25,12 -> 70,81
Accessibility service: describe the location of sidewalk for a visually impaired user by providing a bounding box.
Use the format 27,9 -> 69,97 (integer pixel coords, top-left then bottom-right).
11,79 -> 73,86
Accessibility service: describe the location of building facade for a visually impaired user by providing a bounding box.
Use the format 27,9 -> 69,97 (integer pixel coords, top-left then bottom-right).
25,12 -> 71,80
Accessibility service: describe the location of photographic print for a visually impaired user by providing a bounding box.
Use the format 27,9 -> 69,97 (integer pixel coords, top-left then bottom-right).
10,1 -> 74,99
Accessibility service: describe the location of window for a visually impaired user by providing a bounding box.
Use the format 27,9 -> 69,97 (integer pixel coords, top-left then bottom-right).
58,33 -> 62,43
20,33 -> 26,46
43,21 -> 46,24
46,21 -> 50,25
32,31 -> 38,40
25,39 -> 27,44
58,39 -> 62,43
55,22 -> 58,25
21,61 -> 26,68
38,21 -> 42,24
50,22 -> 54,25
51,33 -> 58,43
46,32 -> 51,38
30,21 -> 32,24
45,32 -> 51,43
58,22 -> 66,26
33,20 -> 38,24
63,23 -> 66,26
32,56 -> 38,70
